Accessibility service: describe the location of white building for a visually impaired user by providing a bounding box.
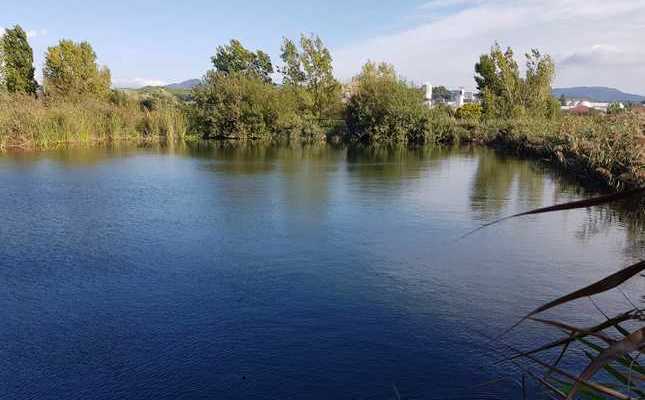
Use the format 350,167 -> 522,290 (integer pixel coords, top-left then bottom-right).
423,84 -> 479,109
560,100 -> 623,113
423,82 -> 433,107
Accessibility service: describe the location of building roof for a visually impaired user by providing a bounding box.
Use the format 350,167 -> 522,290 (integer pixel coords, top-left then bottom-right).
569,104 -> 592,114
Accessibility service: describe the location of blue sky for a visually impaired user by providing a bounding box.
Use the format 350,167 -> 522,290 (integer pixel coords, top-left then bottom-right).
3,0 -> 645,93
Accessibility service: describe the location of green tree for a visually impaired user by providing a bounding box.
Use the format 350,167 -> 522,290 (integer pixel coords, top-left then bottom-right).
559,94 -> 566,106
279,34 -> 341,120
475,43 -> 556,120
344,62 -> 429,143
1,25 -> 37,94
524,49 -> 556,116
43,40 -> 111,99
475,43 -> 521,119
279,38 -> 305,86
211,39 -> 273,83
432,86 -> 451,102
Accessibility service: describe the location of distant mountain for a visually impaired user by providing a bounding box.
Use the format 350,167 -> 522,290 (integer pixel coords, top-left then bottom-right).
165,79 -> 200,90
552,87 -> 645,103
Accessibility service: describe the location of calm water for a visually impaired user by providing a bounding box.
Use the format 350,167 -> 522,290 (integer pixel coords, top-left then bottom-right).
0,143 -> 643,400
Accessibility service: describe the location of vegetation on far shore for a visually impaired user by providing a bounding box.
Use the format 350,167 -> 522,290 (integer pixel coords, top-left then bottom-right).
0,25 -> 642,191
0,25 -> 185,151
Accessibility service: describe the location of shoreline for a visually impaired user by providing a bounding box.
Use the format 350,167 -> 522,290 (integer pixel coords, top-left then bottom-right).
2,131 -> 643,196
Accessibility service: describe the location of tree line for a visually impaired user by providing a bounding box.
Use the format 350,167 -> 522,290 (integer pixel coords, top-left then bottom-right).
187,36 -> 563,143
0,25 -> 574,144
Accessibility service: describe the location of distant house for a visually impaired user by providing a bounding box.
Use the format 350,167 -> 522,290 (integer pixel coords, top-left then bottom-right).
561,100 -> 621,113
568,104 -> 593,115
423,83 -> 478,109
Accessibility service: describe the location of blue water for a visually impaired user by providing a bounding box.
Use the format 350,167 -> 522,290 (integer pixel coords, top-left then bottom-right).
0,143 -> 642,399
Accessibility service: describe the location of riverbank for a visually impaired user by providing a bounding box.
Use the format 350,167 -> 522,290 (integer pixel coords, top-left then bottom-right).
1,96 -> 642,193
458,113 -> 645,191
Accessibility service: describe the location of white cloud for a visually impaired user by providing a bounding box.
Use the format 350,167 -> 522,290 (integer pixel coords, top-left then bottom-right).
559,44 -> 643,67
112,77 -> 168,89
333,0 -> 645,93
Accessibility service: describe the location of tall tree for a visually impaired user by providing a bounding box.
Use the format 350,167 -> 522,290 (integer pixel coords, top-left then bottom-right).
524,49 -> 556,116
211,39 -> 273,83
43,40 -> 111,99
1,25 -> 37,95
432,86 -> 451,102
279,34 -> 340,119
279,38 -> 305,86
475,43 -> 556,119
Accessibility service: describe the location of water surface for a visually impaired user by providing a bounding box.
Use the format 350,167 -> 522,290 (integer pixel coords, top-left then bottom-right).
1,143 -> 643,399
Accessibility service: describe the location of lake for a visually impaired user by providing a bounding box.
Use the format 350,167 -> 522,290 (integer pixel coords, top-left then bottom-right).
0,142 -> 642,400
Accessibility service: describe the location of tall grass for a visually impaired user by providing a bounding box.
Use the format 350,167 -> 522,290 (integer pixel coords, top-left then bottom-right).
430,112 -> 644,191
0,93 -> 187,151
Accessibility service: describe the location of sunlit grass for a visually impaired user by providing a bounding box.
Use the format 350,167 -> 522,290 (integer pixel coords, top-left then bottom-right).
0,93 -> 187,151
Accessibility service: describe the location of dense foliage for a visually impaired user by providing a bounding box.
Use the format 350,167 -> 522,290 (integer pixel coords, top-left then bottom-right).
344,62 -> 430,143
211,40 -> 274,83
189,35 -> 341,141
0,32 -> 185,151
475,43 -> 559,120
0,25 -> 37,95
43,40 -> 112,99
455,103 -> 482,121
280,34 -> 342,121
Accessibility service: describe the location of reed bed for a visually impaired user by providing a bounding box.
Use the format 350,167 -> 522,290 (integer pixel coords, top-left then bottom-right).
433,113 -> 645,191
0,93 -> 187,151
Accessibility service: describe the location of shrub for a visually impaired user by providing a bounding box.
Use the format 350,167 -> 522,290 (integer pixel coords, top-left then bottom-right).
455,103 -> 482,121
344,62 -> 430,143
189,71 -> 330,141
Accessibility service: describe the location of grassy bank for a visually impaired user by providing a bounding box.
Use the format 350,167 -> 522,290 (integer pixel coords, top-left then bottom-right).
0,93 -> 187,151
447,113 -> 644,191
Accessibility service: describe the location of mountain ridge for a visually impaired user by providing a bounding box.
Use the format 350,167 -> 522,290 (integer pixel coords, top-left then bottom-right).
164,79 -> 200,90
552,87 -> 645,103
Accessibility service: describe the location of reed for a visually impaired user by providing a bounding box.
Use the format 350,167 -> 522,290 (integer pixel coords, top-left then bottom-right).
432,112 -> 645,191
0,93 -> 187,151
472,188 -> 645,400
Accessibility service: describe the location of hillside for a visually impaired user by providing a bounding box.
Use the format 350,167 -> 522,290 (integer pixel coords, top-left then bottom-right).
552,87 -> 645,103
165,79 -> 200,90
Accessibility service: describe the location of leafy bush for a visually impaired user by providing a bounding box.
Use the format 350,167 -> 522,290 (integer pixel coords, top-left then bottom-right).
344,62 -> 430,143
455,103 -> 482,121
189,71 -> 281,139
189,70 -> 332,141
